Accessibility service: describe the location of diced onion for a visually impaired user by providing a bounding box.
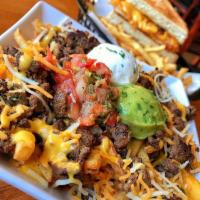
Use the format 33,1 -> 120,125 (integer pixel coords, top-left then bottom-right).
66,121 -> 80,133
53,179 -> 72,188
151,191 -> 169,197
3,54 -> 38,85
179,160 -> 190,169
23,84 -> 53,122
33,29 -> 48,44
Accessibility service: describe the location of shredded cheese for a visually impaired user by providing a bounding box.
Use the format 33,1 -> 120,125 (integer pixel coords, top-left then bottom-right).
159,172 -> 187,199
126,192 -> 140,200
162,106 -> 173,128
138,173 -> 152,199
119,171 -> 131,181
123,158 -> 132,170
23,84 -> 53,121
27,84 -> 53,99
3,54 -> 38,85
151,180 -> 169,197
172,127 -> 186,138
34,55 -> 68,75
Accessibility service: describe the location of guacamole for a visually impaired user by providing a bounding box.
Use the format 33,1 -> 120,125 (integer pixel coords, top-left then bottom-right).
118,85 -> 166,139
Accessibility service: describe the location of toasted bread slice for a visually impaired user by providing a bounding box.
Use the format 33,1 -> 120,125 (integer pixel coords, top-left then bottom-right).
106,11 -> 178,63
127,0 -> 188,44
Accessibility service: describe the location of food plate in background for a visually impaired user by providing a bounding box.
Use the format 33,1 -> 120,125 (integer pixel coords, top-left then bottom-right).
81,0 -> 200,97
0,1 -> 199,200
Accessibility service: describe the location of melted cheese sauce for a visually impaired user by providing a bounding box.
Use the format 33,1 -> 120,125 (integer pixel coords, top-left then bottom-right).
30,119 -> 81,176
0,104 -> 29,129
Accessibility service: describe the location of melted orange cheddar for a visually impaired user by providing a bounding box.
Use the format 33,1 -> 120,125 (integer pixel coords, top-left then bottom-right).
30,119 -> 81,177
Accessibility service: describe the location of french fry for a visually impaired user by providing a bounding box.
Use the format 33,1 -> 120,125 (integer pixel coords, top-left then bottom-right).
144,45 -> 166,52
163,63 -> 177,72
128,139 -> 143,158
102,18 -> 156,66
14,29 -> 27,48
149,52 -> 164,69
182,76 -> 193,89
177,68 -> 189,79
138,146 -> 150,163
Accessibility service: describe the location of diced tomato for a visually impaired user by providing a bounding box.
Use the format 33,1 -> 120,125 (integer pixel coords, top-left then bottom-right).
67,95 -> 73,104
80,114 -> 96,126
111,87 -> 119,99
58,79 -> 79,103
75,75 -> 88,102
96,88 -> 107,103
91,103 -> 103,115
70,54 -> 96,69
69,102 -> 80,120
105,112 -> 118,127
54,74 -> 67,84
53,54 -> 113,124
45,48 -> 57,65
80,102 -> 103,126
90,62 -> 111,80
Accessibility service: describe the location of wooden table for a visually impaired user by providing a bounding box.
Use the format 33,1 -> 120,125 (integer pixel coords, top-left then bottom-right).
0,1 -> 199,200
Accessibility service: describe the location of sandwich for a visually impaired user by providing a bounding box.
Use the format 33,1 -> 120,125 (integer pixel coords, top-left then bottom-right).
98,0 -> 189,71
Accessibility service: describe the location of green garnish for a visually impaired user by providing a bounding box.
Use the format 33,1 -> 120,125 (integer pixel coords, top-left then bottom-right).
119,51 -> 125,58
106,47 -> 118,54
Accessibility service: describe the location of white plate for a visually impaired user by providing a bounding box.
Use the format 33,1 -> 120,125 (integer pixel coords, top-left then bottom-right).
0,1 -> 199,200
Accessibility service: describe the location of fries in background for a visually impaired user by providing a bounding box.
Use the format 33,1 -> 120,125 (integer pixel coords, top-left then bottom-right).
101,17 -> 191,88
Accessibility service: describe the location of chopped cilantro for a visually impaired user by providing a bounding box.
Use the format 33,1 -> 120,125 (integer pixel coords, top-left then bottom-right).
106,47 -> 118,54
119,51 -> 125,58
118,104 -> 123,114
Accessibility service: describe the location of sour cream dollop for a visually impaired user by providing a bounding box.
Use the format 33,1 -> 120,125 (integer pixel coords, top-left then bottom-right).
88,43 -> 138,85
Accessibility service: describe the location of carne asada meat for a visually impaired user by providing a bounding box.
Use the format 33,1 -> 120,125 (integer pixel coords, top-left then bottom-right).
107,123 -> 130,151
169,135 -> 194,164
156,158 -> 179,178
